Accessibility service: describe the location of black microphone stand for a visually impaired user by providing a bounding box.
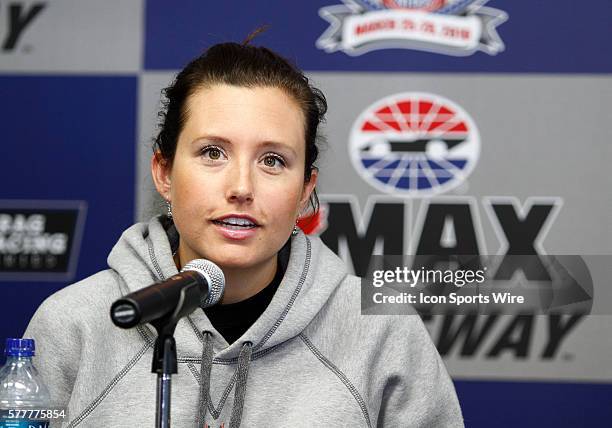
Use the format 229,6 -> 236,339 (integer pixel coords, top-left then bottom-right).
150,283 -> 202,428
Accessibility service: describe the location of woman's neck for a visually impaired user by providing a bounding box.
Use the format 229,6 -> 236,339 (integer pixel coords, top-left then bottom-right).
218,257 -> 277,304
174,247 -> 277,305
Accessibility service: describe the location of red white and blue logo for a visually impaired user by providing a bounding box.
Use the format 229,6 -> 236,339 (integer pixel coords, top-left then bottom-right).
349,92 -> 480,196
317,0 -> 508,56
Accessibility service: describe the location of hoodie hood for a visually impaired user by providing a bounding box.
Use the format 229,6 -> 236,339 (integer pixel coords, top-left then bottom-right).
107,216 -> 348,361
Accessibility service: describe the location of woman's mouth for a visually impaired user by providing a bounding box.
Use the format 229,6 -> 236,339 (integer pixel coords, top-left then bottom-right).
212,217 -> 258,229
212,216 -> 260,240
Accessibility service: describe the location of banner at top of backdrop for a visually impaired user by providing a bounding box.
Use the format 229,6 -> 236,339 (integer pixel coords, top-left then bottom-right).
145,0 -> 612,73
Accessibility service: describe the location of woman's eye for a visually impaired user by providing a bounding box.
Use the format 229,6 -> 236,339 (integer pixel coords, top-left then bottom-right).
201,146 -> 224,161
208,148 -> 221,159
263,154 -> 285,169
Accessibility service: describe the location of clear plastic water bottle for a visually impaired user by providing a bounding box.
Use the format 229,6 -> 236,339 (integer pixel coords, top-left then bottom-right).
0,338 -> 51,428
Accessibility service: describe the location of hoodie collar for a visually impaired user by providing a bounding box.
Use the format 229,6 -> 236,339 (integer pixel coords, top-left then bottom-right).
107,216 -> 348,360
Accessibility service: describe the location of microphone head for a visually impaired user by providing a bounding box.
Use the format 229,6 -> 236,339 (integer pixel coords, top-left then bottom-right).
182,259 -> 225,308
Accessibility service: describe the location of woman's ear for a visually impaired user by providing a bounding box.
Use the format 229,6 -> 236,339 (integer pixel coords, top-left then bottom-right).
151,152 -> 172,201
299,168 -> 319,215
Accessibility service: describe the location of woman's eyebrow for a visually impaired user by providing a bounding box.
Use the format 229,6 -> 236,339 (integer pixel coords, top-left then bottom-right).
259,141 -> 297,157
192,135 -> 231,145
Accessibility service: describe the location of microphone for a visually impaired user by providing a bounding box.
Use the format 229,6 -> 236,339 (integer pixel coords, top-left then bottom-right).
110,259 -> 225,329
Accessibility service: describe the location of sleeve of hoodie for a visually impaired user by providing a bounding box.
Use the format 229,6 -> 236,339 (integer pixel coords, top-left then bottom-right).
376,314 -> 464,428
23,290 -> 82,410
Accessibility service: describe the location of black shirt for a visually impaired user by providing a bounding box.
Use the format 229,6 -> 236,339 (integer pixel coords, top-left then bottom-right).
203,239 -> 291,345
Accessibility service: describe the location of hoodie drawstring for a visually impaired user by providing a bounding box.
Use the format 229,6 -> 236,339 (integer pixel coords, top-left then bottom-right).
229,341 -> 253,427
197,332 -> 253,428
197,331 -> 214,427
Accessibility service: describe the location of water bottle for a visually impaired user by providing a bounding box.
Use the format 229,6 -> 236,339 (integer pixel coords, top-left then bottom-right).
0,338 -> 51,428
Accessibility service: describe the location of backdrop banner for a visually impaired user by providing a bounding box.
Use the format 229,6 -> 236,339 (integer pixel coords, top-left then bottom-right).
2,1 -> 611,426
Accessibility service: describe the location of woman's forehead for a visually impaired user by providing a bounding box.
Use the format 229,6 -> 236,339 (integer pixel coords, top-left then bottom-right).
181,84 -> 306,147
185,84 -> 303,126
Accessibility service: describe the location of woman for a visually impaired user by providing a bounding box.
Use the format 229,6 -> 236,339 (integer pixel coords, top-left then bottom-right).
25,40 -> 463,427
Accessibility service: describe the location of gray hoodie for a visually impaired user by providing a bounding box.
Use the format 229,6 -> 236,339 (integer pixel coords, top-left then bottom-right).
25,216 -> 463,427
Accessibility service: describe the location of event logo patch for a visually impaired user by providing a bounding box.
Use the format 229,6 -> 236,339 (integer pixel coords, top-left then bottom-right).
0,200 -> 87,281
317,0 -> 507,56
349,92 -> 480,197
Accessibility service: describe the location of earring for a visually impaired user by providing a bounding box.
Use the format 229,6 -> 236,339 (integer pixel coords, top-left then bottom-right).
166,200 -> 172,220
292,221 -> 300,236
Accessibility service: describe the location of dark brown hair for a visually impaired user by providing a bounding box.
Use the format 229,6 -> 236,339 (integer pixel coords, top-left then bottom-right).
153,39 -> 327,214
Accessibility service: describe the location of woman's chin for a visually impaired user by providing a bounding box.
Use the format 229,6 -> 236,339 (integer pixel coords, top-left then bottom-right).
210,254 -> 268,271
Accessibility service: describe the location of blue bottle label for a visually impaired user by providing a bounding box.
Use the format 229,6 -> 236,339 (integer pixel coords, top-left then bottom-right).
0,420 -> 49,428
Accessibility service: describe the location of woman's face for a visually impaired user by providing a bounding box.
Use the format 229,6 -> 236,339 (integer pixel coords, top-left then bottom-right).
152,84 -> 317,270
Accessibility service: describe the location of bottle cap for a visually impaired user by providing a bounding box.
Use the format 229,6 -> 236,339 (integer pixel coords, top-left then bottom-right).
5,338 -> 35,357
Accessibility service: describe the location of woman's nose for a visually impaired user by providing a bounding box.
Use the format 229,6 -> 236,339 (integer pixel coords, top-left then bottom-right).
226,160 -> 254,203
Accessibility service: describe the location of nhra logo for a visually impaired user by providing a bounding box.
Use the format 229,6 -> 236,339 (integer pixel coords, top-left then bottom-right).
317,0 -> 507,56
349,92 -> 479,197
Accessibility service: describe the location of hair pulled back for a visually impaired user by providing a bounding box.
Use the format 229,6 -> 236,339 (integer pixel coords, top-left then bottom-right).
153,39 -> 327,214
